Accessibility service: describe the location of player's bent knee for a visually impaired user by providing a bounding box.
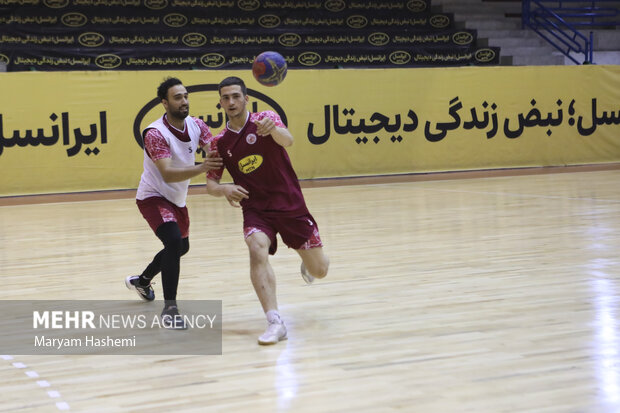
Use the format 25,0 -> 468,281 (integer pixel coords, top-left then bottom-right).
318,256 -> 330,278
246,240 -> 269,262
180,238 -> 190,257
163,237 -> 184,257
307,258 -> 329,279
315,262 -> 329,279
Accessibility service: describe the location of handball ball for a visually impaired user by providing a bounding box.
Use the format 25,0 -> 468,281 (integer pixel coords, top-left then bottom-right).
252,51 -> 287,87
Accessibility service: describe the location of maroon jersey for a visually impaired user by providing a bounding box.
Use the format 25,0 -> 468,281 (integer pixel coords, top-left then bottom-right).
207,111 -> 309,216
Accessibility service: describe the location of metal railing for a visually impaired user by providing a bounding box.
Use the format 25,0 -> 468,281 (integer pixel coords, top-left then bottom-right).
522,0 -> 620,64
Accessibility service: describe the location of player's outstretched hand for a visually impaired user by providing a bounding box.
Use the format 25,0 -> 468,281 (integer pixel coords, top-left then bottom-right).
224,185 -> 249,208
254,118 -> 275,136
201,151 -> 223,171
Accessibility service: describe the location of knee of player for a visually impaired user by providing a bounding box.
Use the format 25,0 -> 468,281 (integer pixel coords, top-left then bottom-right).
163,236 -> 184,257
315,263 -> 329,279
180,238 -> 190,257
247,241 -> 269,263
311,258 -> 329,279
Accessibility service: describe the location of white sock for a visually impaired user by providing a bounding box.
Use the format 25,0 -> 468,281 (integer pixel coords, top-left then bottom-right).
266,310 -> 282,324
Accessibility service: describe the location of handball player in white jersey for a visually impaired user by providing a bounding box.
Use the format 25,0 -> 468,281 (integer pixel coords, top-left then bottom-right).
126,77 -> 222,329
206,76 -> 329,345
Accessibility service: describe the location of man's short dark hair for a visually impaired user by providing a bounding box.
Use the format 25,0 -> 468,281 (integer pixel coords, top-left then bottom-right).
157,77 -> 183,100
218,76 -> 247,96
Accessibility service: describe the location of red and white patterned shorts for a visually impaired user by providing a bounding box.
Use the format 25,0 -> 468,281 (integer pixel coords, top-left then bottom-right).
243,211 -> 323,255
136,196 -> 190,238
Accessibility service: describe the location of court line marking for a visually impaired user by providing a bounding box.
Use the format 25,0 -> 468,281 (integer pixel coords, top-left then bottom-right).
2,356 -> 71,411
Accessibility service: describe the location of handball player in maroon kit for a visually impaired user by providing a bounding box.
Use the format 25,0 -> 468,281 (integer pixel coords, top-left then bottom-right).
206,76 -> 329,345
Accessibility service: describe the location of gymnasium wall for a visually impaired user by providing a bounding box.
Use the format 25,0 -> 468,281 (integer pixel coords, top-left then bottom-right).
0,65 -> 619,196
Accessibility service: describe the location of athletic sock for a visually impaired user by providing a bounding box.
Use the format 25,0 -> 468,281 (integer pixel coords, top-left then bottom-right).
266,310 -> 282,324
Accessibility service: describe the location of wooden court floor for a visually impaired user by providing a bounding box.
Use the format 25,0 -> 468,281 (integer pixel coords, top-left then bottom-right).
1,167 -> 620,412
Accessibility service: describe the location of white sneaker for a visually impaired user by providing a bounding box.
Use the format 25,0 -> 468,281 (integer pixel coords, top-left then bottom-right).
258,321 -> 287,345
300,263 -> 314,284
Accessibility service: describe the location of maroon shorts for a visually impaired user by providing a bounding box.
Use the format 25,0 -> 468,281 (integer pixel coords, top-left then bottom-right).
243,210 -> 323,255
136,196 -> 190,238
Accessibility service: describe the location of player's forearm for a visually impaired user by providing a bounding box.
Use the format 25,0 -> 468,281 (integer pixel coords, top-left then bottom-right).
160,164 -> 205,183
206,179 -> 227,197
271,127 -> 294,147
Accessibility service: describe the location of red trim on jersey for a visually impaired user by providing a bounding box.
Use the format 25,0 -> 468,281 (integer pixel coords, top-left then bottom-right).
144,128 -> 171,162
143,116 -> 212,161
162,114 -> 191,142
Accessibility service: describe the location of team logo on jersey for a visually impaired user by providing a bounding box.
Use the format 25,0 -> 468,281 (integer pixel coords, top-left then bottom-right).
238,154 -> 263,174
246,133 -> 257,145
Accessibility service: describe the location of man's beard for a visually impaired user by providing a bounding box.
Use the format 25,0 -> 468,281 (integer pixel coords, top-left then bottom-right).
171,107 -> 189,120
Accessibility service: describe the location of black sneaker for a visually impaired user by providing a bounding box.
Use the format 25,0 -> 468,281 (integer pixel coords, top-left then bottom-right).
161,305 -> 188,330
125,275 -> 155,301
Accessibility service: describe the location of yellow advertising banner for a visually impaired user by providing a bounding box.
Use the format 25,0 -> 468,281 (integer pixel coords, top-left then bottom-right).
0,65 -> 619,196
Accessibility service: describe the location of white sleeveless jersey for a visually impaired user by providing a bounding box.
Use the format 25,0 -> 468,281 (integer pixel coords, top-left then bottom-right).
136,116 -> 201,207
